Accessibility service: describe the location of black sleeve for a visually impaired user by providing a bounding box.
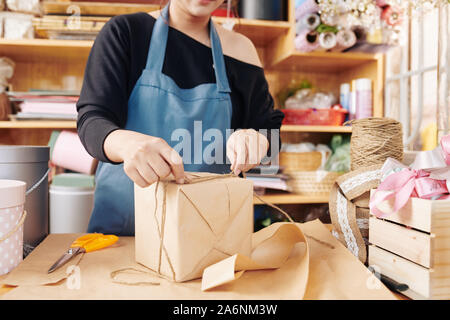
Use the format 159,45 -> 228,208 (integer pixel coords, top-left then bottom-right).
232,66 -> 284,158
76,15 -> 132,163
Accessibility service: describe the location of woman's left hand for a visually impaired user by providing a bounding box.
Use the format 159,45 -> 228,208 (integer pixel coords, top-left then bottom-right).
227,129 -> 269,175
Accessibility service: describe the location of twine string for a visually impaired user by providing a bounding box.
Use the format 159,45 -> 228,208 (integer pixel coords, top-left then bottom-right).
253,192 -> 335,250
111,172 -> 335,286
155,181 -> 176,280
349,117 -> 403,171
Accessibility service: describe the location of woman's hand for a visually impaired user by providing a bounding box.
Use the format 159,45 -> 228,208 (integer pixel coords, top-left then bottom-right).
227,129 -> 269,175
104,130 -> 185,187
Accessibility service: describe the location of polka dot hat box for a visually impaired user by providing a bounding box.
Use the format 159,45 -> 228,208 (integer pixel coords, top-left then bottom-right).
0,180 -> 26,276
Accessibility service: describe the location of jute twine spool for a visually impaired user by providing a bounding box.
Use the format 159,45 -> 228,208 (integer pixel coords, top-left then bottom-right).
349,117 -> 403,171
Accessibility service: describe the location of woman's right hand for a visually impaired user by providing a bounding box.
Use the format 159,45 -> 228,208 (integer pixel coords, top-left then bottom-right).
104,130 -> 185,187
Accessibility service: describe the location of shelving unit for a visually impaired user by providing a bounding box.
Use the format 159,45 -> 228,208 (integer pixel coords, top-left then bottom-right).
280,125 -> 352,133
272,50 -> 381,72
0,121 -> 351,132
0,120 -> 77,129
42,1 -> 160,16
0,18 -> 290,60
0,0 -> 385,206
0,39 -> 92,62
253,194 -> 328,205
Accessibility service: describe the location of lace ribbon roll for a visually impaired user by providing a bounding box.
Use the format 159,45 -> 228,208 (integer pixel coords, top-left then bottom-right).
332,29 -> 357,52
318,32 -> 337,51
295,13 -> 321,34
295,0 -> 319,20
294,29 -> 320,53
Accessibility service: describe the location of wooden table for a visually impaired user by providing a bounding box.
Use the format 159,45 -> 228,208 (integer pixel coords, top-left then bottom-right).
0,228 -> 409,300
0,275 -> 14,296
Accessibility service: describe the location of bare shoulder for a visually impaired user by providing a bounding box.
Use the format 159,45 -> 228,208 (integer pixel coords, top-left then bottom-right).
215,23 -> 262,68
148,10 -> 161,19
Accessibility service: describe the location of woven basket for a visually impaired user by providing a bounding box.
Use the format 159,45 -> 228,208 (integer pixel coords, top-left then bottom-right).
287,171 -> 341,195
279,151 -> 324,172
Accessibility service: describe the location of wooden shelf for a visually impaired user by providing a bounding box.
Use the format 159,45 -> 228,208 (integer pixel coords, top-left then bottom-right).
0,121 -> 353,134
0,121 -> 77,129
43,1 -> 160,16
0,39 -> 93,62
253,193 -> 329,205
269,50 -> 382,73
0,39 -> 380,70
281,125 -> 352,133
0,17 -> 289,62
213,17 -> 291,47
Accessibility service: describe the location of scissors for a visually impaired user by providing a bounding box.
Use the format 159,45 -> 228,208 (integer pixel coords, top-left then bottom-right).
48,233 -> 119,273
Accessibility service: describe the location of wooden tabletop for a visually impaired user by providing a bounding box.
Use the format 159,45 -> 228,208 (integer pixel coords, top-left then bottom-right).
0,275 -> 14,296
0,228 -> 409,300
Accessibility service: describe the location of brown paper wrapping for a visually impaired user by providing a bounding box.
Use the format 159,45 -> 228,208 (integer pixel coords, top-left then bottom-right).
201,223 -> 308,291
0,220 -> 396,300
134,173 -> 254,282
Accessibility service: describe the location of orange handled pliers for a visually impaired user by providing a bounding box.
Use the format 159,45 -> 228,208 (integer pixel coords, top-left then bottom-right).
48,233 -> 119,273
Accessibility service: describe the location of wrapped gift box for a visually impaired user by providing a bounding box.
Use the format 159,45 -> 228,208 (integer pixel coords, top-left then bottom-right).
135,173 -> 254,282
368,189 -> 450,300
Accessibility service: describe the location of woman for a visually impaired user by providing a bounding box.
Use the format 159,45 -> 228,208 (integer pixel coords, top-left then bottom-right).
76,0 -> 284,235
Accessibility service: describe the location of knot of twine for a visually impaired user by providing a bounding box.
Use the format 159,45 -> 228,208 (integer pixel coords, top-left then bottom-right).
347,117 -> 403,171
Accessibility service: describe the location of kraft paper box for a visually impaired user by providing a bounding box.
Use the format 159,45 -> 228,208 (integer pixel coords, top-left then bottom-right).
134,173 -> 254,282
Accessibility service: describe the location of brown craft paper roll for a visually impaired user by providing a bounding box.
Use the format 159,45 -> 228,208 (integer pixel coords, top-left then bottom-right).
0,221 -> 396,300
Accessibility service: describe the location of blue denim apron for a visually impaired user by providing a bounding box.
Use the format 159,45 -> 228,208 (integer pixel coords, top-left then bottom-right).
87,5 -> 233,235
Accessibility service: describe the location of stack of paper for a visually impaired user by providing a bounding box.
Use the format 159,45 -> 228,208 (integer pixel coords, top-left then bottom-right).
246,166 -> 291,194
8,91 -> 79,120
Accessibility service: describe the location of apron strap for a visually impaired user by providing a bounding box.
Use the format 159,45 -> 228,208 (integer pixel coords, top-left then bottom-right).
145,5 -> 169,73
145,3 -> 231,94
210,20 -> 231,93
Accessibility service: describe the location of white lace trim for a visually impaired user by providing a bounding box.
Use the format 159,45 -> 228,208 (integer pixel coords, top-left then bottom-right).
356,218 -> 369,230
339,169 -> 381,194
336,190 -> 359,258
331,230 -> 340,240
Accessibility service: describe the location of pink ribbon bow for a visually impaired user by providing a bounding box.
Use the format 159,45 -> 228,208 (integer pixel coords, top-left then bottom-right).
370,134 -> 450,217
441,134 -> 450,166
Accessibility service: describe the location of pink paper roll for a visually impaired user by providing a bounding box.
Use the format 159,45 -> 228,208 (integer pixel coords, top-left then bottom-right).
294,29 -> 320,52
52,131 -> 97,175
318,32 -> 337,51
296,13 -> 321,34
331,29 -> 357,52
295,0 -> 320,21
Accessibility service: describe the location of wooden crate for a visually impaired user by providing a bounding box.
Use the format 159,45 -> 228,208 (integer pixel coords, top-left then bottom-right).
368,190 -> 450,299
